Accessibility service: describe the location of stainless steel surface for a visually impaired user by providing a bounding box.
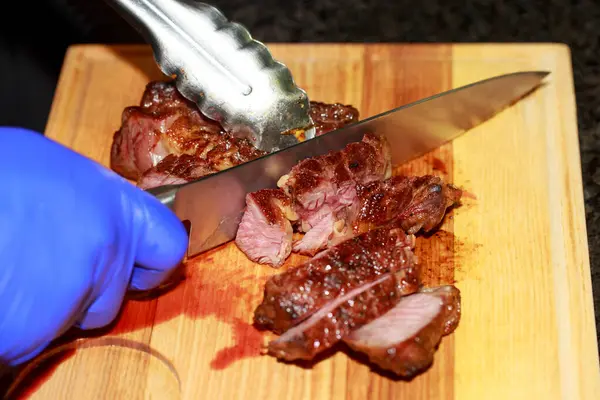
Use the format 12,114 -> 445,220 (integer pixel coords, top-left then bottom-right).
146,71 -> 549,257
104,0 -> 314,152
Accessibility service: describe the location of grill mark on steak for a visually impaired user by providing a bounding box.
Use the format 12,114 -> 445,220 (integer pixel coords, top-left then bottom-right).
267,267 -> 420,361
110,80 -> 361,187
234,188 -> 299,267
253,227 -> 417,335
344,285 -> 461,378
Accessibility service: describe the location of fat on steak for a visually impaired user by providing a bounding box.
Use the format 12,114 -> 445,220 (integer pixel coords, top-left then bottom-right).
344,285 -> 461,378
253,226 -> 418,335
110,80 -> 360,188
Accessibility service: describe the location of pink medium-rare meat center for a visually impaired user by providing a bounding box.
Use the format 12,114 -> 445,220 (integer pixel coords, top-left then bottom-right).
234,134 -> 462,268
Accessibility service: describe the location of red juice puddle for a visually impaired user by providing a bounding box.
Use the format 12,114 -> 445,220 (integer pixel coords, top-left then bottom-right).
145,258 -> 268,370
18,250 -> 271,396
210,318 -> 265,370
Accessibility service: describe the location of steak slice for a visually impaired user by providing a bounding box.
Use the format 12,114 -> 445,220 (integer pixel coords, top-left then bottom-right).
235,134 -> 393,266
294,174 -> 462,256
253,227 -> 417,335
110,80 -> 361,185
277,133 -> 392,256
111,80 -> 242,181
137,154 -> 216,189
331,175 -> 463,246
266,267 -> 420,361
278,133 -> 392,212
309,101 -> 359,137
390,176 -> 463,234
234,189 -> 299,267
344,285 -> 461,378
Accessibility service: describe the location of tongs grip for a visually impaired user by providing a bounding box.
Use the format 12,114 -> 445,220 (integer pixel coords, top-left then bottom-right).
105,0 -> 314,152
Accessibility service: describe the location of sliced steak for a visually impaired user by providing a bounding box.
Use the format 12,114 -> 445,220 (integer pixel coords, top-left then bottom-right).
309,101 -> 359,137
134,131 -> 264,190
344,285 -> 461,378
110,80 -> 360,184
331,175 -> 463,245
234,133 -> 393,266
253,227 -> 417,335
267,267 -> 420,361
292,173 -> 461,256
278,133 -> 392,256
110,80 -> 234,180
391,176 -> 462,234
137,154 -> 216,189
278,133 -> 392,212
234,189 -> 299,267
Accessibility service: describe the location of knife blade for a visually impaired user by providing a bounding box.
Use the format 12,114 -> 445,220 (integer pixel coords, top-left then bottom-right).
147,71 -> 549,257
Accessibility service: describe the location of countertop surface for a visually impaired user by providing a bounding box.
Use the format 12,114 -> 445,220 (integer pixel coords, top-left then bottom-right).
1,0 -> 599,345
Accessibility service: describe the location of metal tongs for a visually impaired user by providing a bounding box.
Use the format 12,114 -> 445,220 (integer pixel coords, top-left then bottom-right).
104,0 -> 315,152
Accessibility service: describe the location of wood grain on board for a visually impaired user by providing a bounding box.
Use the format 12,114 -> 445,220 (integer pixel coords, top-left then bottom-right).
10,43 -> 599,399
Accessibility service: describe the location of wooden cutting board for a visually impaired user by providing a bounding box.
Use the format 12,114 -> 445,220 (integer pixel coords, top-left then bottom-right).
13,43 -> 600,399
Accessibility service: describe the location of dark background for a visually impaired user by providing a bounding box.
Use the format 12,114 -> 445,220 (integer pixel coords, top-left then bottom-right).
2,0 -> 599,344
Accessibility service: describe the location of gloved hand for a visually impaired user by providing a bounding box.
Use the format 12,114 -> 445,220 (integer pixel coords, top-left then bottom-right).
0,127 -> 189,367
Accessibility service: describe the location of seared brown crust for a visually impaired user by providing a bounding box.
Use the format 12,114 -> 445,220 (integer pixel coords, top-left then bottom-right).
253,227 -> 417,334
267,267 -> 420,361
247,189 -> 294,226
110,81 -> 231,180
344,285 -> 461,378
140,80 -> 191,111
342,133 -> 393,184
278,133 -> 392,211
350,175 -> 463,235
136,154 -> 215,189
309,101 -> 360,137
395,177 -> 462,234
149,153 -> 214,178
110,81 -> 361,186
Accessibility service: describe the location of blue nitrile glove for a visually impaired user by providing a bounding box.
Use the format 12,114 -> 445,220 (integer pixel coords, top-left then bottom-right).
0,127 -> 189,367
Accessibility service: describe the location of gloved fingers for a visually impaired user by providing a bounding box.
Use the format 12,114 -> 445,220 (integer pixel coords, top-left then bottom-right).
133,190 -> 189,275
76,276 -> 129,330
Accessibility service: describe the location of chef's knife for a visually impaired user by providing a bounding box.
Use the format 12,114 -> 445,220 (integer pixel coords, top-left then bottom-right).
147,71 -> 549,257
